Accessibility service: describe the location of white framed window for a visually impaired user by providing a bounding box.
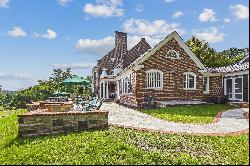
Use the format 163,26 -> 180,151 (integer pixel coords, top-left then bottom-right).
203,76 -> 209,94
121,74 -> 132,94
166,50 -> 180,59
146,69 -> 163,89
183,72 -> 196,90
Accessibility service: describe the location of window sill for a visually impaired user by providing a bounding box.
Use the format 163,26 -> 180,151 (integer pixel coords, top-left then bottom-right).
203,91 -> 210,94
146,87 -> 163,91
183,88 -> 197,91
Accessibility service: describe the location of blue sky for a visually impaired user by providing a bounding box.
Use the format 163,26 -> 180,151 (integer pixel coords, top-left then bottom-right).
0,0 -> 249,90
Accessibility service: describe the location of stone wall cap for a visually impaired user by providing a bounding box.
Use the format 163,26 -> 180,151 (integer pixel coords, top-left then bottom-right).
18,110 -> 109,117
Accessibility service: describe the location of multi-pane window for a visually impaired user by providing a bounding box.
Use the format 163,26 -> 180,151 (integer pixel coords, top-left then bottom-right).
146,70 -> 163,89
203,76 -> 209,93
166,50 -> 179,59
183,72 -> 196,90
121,74 -> 132,94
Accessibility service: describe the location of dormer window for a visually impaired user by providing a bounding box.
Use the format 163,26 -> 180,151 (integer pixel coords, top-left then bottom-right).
166,50 -> 180,59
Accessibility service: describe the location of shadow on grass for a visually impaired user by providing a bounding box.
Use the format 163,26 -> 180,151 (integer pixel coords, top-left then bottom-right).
5,127 -> 110,148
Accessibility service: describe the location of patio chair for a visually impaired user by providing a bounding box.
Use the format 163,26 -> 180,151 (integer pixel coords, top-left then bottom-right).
82,98 -> 100,111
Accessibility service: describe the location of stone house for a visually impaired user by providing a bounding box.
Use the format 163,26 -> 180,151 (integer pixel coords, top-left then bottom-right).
92,31 -> 249,107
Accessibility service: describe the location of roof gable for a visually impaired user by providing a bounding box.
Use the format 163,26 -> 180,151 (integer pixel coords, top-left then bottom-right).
135,31 -> 207,70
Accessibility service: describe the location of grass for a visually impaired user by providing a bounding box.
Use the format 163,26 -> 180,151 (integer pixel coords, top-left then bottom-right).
0,108 -> 248,165
141,104 -> 238,124
0,106 -> 14,117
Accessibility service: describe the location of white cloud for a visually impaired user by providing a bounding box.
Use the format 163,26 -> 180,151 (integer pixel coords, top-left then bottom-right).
83,0 -> 124,17
7,27 -> 26,38
0,72 -> 30,80
224,18 -> 231,24
193,27 -> 225,43
172,10 -> 184,19
198,8 -> 217,22
75,36 -> 114,55
135,4 -> 143,12
230,4 -> 249,20
52,62 -> 96,69
0,0 -> 10,8
33,29 -> 57,40
123,18 -> 185,38
57,0 -> 72,6
75,34 -> 163,56
164,0 -> 174,3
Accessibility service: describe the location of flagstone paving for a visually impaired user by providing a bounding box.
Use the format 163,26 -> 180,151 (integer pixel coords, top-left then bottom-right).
101,102 -> 249,135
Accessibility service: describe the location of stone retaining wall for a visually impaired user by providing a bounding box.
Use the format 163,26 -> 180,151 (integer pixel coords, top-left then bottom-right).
18,110 -> 109,137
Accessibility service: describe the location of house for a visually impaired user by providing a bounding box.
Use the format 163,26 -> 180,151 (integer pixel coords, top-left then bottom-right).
92,31 -> 249,108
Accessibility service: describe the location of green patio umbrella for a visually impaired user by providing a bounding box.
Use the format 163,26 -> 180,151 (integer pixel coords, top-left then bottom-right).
61,76 -> 91,103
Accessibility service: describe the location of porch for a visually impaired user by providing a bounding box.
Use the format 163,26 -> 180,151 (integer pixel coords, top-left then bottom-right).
99,81 -> 117,99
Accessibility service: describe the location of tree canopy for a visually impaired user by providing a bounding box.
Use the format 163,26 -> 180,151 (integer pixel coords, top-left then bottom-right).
186,36 -> 245,68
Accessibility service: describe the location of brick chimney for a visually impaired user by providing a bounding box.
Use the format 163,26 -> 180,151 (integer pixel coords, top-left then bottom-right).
115,31 -> 127,53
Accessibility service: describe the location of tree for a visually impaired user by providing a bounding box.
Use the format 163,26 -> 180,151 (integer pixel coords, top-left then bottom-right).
186,36 -> 245,68
219,47 -> 245,66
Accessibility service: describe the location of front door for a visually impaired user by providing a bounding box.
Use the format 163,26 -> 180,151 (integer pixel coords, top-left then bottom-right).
225,77 -> 243,101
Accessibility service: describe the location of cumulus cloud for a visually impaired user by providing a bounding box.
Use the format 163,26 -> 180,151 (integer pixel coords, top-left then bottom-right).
123,18 -> 185,38
164,0 -> 175,3
172,11 -> 184,19
7,27 -> 26,38
57,0 -> 72,6
0,72 -> 31,80
33,29 -> 57,40
192,27 -> 225,43
83,0 -> 124,17
75,35 -> 162,56
52,62 -> 96,69
75,18 -> 186,56
75,36 -> 114,55
198,8 -> 217,22
135,4 -> 143,12
230,4 -> 249,20
0,0 -> 10,8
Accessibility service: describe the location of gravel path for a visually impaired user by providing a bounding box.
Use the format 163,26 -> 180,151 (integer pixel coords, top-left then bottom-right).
101,103 -> 249,135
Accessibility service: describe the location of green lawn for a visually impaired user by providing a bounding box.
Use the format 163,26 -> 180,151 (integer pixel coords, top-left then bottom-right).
141,104 -> 238,124
0,106 -> 14,117
0,108 -> 248,165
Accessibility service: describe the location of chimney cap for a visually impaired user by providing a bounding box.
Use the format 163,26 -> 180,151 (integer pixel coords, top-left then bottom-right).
115,31 -> 127,35
141,38 -> 146,41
